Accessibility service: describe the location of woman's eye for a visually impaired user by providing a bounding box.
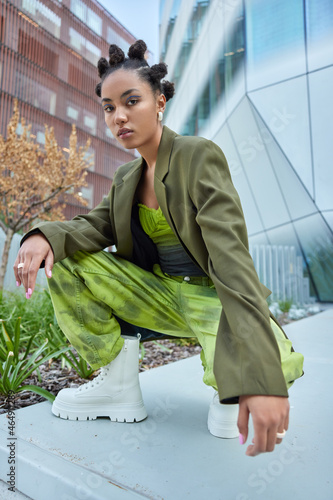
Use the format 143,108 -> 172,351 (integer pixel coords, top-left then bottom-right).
104,105 -> 114,113
128,98 -> 138,106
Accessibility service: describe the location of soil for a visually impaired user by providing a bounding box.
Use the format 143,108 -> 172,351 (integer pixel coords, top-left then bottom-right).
0,339 -> 202,414
0,312 -> 304,415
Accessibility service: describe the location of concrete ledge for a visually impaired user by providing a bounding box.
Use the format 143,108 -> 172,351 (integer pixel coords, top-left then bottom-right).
0,309 -> 332,500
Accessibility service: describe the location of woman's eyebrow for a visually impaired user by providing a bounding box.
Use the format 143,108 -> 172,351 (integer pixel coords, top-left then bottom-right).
101,88 -> 140,103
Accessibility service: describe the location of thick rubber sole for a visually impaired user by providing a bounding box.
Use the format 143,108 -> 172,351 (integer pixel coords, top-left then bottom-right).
51,400 -> 148,422
207,404 -> 239,439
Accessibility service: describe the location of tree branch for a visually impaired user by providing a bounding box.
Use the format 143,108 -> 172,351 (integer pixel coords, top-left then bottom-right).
13,184 -> 74,229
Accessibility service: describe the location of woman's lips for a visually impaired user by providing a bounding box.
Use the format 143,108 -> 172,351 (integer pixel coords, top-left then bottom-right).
118,129 -> 133,139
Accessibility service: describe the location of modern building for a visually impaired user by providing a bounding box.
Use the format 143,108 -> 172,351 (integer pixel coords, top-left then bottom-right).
0,0 -> 138,219
160,0 -> 333,303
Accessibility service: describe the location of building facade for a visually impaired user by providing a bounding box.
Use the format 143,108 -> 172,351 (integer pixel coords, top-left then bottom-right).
0,0 -> 137,219
160,0 -> 333,303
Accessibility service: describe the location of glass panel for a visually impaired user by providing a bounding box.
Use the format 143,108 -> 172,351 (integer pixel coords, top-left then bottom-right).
67,105 -> 79,121
212,123 -> 264,236
69,27 -> 84,51
160,0 -> 167,21
22,0 -> 61,38
305,0 -> 333,71
80,184 -> 94,209
36,131 -> 45,144
245,0 -> 306,90
250,104 -> 316,220
259,224 -> 315,303
172,1 -> 211,87
84,147 -> 95,171
86,40 -> 101,65
294,214 -> 333,301
227,98 -> 290,229
322,212 -> 333,233
87,8 -> 102,36
14,71 -> 56,115
309,67 -> 333,211
180,2 -> 245,135
105,127 -> 114,139
248,76 -> 313,197
161,0 -> 183,60
71,0 -> 86,22
69,28 -> 101,65
83,111 -> 96,135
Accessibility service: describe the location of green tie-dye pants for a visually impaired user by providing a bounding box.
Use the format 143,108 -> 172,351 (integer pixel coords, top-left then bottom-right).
48,249 -> 302,390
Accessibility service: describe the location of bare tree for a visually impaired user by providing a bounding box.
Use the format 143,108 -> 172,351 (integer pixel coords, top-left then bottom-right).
0,100 -> 90,290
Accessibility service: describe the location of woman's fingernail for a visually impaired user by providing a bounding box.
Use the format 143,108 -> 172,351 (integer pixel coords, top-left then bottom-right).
16,281 -> 20,287
239,434 -> 245,445
48,270 -> 52,278
28,288 -> 32,295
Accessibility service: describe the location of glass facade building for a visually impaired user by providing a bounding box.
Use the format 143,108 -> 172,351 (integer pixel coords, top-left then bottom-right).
0,0 -> 137,219
160,0 -> 333,302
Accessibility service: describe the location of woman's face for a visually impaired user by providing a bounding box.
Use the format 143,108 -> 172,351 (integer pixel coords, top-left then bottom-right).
101,69 -> 165,151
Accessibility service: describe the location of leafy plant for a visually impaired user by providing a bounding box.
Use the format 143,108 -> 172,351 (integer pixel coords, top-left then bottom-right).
278,299 -> 294,313
44,324 -> 95,379
0,317 -> 69,400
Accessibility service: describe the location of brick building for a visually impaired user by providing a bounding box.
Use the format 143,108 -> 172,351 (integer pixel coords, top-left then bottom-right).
0,0 -> 139,219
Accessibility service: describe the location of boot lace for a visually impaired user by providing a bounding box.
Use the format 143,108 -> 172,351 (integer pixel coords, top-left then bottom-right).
77,365 -> 110,392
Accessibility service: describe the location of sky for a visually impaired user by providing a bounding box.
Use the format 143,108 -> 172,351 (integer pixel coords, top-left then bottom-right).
97,0 -> 160,63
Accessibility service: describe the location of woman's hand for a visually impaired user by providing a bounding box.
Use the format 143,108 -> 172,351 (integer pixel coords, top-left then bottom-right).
238,395 -> 290,456
13,234 -> 54,299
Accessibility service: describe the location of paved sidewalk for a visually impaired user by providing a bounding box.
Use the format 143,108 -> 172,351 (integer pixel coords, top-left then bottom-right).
0,309 -> 332,500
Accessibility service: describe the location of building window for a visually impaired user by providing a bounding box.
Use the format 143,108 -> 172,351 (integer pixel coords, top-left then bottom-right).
69,28 -> 101,65
22,0 -> 61,38
66,105 -> 79,121
84,147 -> 95,171
36,130 -> 45,144
69,27 -> 84,51
15,71 -> 57,116
87,9 -> 102,35
80,184 -> 94,208
86,40 -> 101,65
172,1 -> 210,87
180,9 -> 245,136
83,111 -> 96,134
71,0 -> 102,35
106,27 -> 129,54
105,126 -> 114,139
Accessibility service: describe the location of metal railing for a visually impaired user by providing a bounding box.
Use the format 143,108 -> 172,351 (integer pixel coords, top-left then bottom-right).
249,244 -> 312,306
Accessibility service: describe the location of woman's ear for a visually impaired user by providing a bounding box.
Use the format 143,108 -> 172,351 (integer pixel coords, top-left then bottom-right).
157,93 -> 166,114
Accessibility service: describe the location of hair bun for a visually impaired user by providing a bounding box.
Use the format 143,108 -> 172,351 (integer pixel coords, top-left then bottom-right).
97,57 -> 109,78
128,40 -> 147,60
161,81 -> 175,102
109,45 -> 125,67
150,63 -> 168,81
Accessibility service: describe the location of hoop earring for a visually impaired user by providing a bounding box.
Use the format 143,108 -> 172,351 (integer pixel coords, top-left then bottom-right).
158,111 -> 163,121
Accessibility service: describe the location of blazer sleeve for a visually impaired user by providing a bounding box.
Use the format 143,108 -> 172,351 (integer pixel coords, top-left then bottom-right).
21,188 -> 115,264
188,139 -> 288,402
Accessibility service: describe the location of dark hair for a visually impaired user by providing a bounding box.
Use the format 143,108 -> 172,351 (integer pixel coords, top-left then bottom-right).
95,40 -> 175,102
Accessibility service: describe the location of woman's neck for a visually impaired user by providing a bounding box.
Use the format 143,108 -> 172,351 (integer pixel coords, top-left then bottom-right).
137,125 -> 163,169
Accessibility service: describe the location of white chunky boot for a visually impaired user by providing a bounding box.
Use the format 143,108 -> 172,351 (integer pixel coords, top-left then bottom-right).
52,335 -> 147,422
207,392 -> 239,438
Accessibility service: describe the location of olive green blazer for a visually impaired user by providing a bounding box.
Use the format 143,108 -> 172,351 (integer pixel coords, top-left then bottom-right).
31,126 -> 289,401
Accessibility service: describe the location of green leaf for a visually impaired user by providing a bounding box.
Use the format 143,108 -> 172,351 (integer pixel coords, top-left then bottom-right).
17,385 -> 55,402
13,317 -> 22,361
1,320 -> 14,352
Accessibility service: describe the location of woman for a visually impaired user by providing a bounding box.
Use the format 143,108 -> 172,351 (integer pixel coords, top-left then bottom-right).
14,40 -> 303,457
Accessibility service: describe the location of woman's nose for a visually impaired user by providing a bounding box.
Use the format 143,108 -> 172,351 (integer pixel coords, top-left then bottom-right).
114,106 -> 127,124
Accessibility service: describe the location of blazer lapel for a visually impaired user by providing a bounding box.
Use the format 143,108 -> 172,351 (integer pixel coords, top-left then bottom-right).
154,126 -> 178,226
113,158 -> 143,257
